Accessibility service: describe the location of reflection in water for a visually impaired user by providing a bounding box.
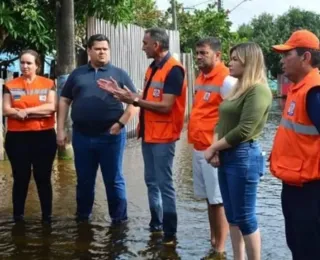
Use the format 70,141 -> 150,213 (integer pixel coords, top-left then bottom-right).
11,222 -> 27,256
138,233 -> 180,260
0,100 -> 290,259
73,222 -> 94,259
9,221 -> 53,259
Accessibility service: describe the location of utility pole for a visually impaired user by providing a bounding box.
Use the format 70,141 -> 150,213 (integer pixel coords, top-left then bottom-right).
217,0 -> 223,11
228,0 -> 252,13
171,0 -> 178,30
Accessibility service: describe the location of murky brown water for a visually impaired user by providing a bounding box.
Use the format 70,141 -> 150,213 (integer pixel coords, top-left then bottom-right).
0,100 -> 290,260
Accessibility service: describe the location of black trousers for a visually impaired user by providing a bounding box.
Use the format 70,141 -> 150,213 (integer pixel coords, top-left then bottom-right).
282,181 -> 320,260
5,129 -> 57,220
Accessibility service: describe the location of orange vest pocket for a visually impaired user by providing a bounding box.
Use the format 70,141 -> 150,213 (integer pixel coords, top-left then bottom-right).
276,156 -> 303,185
151,121 -> 174,140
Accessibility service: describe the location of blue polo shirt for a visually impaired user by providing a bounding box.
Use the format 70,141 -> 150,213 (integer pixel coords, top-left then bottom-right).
61,62 -> 137,135
306,86 -> 320,132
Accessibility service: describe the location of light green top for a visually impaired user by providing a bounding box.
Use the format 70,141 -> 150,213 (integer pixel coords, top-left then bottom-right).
216,84 -> 273,146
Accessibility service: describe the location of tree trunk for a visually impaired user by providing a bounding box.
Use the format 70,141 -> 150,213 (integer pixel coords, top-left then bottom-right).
39,53 -> 45,76
56,0 -> 75,159
0,26 -> 8,49
56,0 -> 75,76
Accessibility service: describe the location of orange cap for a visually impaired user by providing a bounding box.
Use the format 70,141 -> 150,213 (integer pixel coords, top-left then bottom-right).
272,30 -> 320,52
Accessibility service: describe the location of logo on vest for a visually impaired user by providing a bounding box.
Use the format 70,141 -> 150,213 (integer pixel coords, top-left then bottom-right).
13,95 -> 21,101
287,101 -> 296,116
153,88 -> 161,98
39,95 -> 47,102
203,92 -> 211,101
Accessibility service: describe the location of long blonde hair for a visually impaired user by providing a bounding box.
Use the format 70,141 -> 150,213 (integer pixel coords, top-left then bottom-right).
227,42 -> 269,100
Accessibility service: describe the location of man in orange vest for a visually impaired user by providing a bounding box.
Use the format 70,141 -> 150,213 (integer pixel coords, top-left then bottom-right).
270,29 -> 320,260
97,27 -> 187,245
188,37 -> 237,258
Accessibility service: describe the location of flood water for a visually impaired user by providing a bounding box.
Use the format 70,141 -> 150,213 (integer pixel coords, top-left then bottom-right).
0,100 -> 290,260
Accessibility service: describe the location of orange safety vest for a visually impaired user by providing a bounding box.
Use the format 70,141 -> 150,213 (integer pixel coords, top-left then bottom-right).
5,76 -> 55,132
188,63 -> 229,150
270,68 -> 320,186
138,56 -> 187,143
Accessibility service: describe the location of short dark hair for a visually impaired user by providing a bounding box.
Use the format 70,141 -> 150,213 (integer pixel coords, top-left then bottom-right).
87,34 -> 110,49
20,49 -> 42,74
296,48 -> 320,68
196,37 -> 221,52
145,28 -> 169,51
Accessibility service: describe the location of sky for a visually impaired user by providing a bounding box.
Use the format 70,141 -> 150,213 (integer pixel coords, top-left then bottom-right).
156,0 -> 320,31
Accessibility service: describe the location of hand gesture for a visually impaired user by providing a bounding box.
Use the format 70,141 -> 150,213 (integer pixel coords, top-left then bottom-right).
97,77 -> 120,94
97,77 -> 139,104
109,122 -> 122,135
113,86 -> 137,104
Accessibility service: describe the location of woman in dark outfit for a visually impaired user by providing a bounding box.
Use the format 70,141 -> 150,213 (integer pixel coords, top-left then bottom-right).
3,50 -> 57,223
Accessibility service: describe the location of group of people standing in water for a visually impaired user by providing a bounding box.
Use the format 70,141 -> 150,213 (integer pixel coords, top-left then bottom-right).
2,27 -> 320,260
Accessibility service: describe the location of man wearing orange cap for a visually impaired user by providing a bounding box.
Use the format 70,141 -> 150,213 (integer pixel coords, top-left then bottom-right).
270,29 -> 320,260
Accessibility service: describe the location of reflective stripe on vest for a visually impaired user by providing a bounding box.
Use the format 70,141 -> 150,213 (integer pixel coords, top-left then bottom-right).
281,118 -> 319,136
195,85 -> 220,93
10,89 -> 26,96
10,88 -> 49,96
150,81 -> 164,89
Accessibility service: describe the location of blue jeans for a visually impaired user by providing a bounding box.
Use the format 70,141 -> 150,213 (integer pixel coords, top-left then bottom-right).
142,141 -> 177,237
218,141 -> 263,236
72,129 -> 127,223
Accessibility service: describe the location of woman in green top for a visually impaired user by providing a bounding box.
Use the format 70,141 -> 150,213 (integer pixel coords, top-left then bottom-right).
204,42 -> 272,260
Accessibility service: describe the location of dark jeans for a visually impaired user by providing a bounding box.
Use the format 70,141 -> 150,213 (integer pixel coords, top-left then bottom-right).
72,129 -> 127,223
218,141 -> 263,236
282,181 -> 320,260
142,141 -> 177,237
5,129 -> 57,221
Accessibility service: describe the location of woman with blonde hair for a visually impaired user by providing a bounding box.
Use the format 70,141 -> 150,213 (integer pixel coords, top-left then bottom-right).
204,42 -> 272,260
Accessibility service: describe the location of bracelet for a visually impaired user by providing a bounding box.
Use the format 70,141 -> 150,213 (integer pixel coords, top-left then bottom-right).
117,120 -> 125,128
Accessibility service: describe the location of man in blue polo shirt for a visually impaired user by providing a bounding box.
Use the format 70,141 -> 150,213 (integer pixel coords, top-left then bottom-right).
57,34 -> 137,224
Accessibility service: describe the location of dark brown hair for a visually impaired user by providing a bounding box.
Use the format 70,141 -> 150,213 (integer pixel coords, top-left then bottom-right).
296,48 -> 320,68
20,49 -> 42,74
196,37 -> 221,52
87,34 -> 110,49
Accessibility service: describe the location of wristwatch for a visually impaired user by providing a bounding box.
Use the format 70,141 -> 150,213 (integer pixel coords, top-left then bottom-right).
132,97 -> 140,107
117,120 -> 125,128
